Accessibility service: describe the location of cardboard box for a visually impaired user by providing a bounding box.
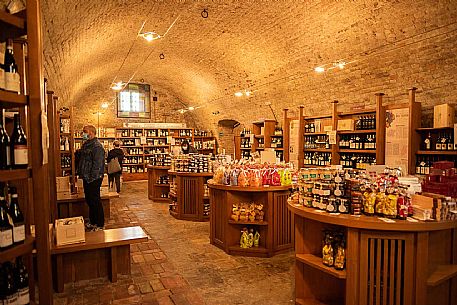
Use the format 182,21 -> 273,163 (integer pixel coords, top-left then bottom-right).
434,104 -> 455,128
323,125 -> 333,132
55,217 -> 85,246
56,176 -> 70,193
337,119 -> 355,131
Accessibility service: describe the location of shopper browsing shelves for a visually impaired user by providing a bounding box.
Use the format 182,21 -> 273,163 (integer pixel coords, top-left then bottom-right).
77,125 -> 105,231
107,140 -> 124,193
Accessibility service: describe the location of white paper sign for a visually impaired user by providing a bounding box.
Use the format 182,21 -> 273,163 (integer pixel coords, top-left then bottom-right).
327,130 -> 337,145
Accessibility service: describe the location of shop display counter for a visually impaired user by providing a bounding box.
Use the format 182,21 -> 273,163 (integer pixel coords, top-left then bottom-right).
289,203 -> 457,305
209,182 -> 293,257
168,171 -> 213,221
147,165 -> 171,202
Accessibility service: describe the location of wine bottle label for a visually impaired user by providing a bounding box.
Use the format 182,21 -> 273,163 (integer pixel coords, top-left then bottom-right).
0,229 -> 13,247
5,72 -> 20,93
17,287 -> 30,305
13,224 -> 25,243
4,293 -> 18,305
14,146 -> 28,165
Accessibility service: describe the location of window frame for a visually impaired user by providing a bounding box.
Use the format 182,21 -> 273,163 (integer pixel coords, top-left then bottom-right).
117,83 -> 151,119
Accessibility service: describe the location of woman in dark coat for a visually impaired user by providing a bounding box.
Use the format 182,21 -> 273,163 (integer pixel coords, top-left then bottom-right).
107,140 -> 124,193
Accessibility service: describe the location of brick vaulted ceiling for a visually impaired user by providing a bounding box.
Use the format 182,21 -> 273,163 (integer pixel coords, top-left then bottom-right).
40,0 -> 457,129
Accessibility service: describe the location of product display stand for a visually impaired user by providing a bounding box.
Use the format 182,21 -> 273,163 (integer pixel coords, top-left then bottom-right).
209,182 -> 293,257
289,203 -> 457,305
147,165 -> 171,202
168,171 -> 212,221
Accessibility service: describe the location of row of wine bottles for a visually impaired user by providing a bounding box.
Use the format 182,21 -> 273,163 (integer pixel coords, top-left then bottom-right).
339,154 -> 376,169
0,112 -> 28,170
0,258 -> 29,305
303,152 -> 332,166
355,115 -> 376,130
0,185 -> 25,250
60,136 -> 70,151
339,134 -> 376,150
0,39 -> 21,93
421,132 -> 456,151
304,135 -> 329,150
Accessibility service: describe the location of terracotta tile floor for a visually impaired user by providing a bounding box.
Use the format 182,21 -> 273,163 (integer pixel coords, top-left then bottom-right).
54,181 -> 295,305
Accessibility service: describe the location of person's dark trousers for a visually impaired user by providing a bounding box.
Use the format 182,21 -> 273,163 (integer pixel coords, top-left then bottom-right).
83,177 -> 104,227
108,172 -> 122,193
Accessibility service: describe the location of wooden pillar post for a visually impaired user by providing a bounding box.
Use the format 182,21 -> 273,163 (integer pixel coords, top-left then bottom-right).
26,0 -> 53,303
375,93 -> 385,165
298,106 -> 304,168
331,101 -> 339,165
283,108 -> 289,162
408,87 -> 421,175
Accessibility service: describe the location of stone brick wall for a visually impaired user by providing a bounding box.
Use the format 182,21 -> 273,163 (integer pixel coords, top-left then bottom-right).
37,0 -> 457,153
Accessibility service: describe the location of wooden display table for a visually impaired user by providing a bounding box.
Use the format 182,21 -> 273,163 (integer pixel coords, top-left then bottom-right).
51,226 -> 148,292
209,182 -> 293,257
168,171 -> 212,222
147,165 -> 171,202
56,187 -> 119,220
288,203 -> 457,305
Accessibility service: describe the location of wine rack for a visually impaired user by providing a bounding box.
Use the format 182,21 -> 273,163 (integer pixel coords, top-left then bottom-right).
235,120 -> 279,160
1,3 -> 54,303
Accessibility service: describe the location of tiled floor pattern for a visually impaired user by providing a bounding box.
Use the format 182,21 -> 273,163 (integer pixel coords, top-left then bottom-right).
54,181 -> 295,305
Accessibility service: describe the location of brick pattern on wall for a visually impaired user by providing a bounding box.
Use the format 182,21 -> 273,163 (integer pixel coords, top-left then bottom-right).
35,0 -> 457,153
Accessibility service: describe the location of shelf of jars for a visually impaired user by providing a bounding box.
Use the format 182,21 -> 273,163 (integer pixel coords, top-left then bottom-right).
289,165 -> 457,305
147,153 -> 172,202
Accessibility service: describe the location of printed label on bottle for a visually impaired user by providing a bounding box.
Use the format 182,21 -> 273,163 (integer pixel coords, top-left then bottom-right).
17,287 -> 30,305
5,72 -> 20,93
4,293 -> 19,305
13,224 -> 25,243
14,146 -> 28,165
0,229 -> 13,247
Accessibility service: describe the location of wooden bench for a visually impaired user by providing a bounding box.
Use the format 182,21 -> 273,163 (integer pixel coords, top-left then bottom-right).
51,226 -> 148,292
56,187 -> 119,220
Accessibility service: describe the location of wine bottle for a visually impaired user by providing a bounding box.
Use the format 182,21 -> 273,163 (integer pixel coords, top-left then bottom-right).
423,132 -> 431,150
435,133 -> 441,150
2,262 -> 18,304
10,114 -> 28,169
60,137 -> 65,151
447,132 -> 453,151
0,110 -> 11,169
8,187 -> 25,245
0,194 -> 13,250
14,257 -> 29,305
4,39 -> 20,93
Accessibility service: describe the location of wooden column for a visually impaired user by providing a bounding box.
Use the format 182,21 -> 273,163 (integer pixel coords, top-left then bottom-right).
331,101 -> 339,165
47,90 -> 58,222
298,106 -> 304,168
408,87 -> 421,175
283,108 -> 290,162
375,93 -> 386,165
26,0 -> 53,303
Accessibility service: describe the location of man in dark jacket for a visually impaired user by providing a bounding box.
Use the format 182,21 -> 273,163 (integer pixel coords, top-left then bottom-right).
77,125 -> 105,230
107,140 -> 124,193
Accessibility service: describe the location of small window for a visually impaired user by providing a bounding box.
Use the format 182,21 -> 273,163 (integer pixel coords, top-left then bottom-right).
117,83 -> 151,118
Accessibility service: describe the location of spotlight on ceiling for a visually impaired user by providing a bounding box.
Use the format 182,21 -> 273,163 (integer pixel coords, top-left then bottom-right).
314,66 -> 325,73
234,91 -> 243,97
110,82 -> 124,91
188,106 -> 195,111
178,109 -> 186,114
201,9 -> 208,18
336,61 -> 346,69
101,102 -> 109,109
140,31 -> 162,42
245,90 -> 252,97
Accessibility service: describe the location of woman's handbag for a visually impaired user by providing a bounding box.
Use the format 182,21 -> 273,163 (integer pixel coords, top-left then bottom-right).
107,157 -> 121,174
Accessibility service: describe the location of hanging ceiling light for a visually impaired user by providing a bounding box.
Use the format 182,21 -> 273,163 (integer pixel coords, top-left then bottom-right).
101,102 -> 109,109
110,81 -> 124,91
139,31 -> 162,42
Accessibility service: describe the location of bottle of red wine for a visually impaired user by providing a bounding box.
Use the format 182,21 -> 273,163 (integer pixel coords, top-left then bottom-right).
4,39 -> 20,93
0,110 -> 11,169
10,114 -> 28,169
8,187 -> 25,245
2,262 -> 18,304
0,193 -> 13,250
14,257 -> 29,305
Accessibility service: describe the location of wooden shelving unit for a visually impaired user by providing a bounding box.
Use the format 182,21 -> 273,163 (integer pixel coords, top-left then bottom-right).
289,203 -> 457,305
147,165 -> 171,202
57,108 -> 75,182
168,171 -> 212,221
115,128 -> 217,181
0,3 -> 53,303
209,183 -> 293,257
